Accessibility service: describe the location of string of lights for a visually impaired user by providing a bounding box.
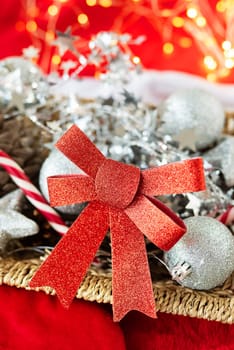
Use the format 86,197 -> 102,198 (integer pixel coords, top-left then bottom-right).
14,0 -> 234,81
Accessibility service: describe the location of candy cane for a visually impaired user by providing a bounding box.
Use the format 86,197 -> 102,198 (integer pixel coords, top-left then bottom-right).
218,206 -> 234,226
0,150 -> 68,235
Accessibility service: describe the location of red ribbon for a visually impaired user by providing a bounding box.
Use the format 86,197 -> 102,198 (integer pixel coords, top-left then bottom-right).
218,205 -> 234,225
30,125 -> 206,321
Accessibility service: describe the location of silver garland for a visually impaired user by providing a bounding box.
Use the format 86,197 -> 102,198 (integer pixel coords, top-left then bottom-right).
33,91 -> 232,227
0,32 -> 233,236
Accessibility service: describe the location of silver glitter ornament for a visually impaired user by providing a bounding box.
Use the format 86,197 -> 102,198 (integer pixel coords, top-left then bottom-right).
39,149 -> 85,215
0,190 -> 39,254
164,216 -> 234,290
204,136 -> 234,187
157,89 -> 225,150
0,57 -> 48,109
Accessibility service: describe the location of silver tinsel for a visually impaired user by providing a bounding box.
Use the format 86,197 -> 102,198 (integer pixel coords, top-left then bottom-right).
0,34 -> 233,295
40,94 -> 189,168
204,136 -> 234,187
88,32 -> 139,85
0,38 -> 233,235
157,89 -> 225,150
51,31 -> 143,84
167,166 -> 230,220
0,57 -> 48,110
164,216 -> 234,290
32,91 -> 232,222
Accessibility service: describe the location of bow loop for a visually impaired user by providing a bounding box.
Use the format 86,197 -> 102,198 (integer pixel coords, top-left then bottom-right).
56,125 -> 105,178
48,175 -> 96,206
140,158 -> 205,196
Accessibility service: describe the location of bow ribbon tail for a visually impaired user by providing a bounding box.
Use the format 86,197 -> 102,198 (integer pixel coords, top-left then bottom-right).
125,195 -> 186,250
29,201 -> 109,308
109,208 -> 156,322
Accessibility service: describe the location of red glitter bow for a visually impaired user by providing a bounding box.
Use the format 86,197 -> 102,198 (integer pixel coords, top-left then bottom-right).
30,125 -> 206,321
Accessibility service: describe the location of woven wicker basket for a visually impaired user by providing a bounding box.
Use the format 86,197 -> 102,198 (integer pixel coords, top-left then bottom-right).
0,112 -> 234,324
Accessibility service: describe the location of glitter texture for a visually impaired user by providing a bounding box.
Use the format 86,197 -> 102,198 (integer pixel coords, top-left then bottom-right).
48,175 -> 96,206
95,159 -> 140,209
204,136 -> 234,187
30,125 -> 205,321
39,149 -> 85,215
30,201 -> 109,307
125,195 -> 186,251
157,89 -> 225,150
0,190 -> 38,253
110,208 -> 156,322
56,124 -> 105,178
140,158 -> 205,196
0,57 -> 48,109
164,216 -> 234,290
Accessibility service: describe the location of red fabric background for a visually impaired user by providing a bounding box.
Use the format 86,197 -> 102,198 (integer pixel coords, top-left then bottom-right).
1,1 -> 234,349
0,285 -> 234,350
0,286 -> 125,350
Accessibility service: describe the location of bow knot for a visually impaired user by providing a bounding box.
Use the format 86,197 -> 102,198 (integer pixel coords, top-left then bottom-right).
30,125 -> 206,321
95,159 -> 140,209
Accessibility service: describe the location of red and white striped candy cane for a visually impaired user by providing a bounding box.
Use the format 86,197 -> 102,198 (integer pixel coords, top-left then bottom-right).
218,206 -> 234,226
0,150 -> 68,235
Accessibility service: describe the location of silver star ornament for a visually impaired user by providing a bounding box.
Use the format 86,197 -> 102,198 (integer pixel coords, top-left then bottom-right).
52,26 -> 79,55
0,190 -> 39,254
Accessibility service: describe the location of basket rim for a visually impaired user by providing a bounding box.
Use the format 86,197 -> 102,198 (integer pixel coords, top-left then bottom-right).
0,256 -> 233,324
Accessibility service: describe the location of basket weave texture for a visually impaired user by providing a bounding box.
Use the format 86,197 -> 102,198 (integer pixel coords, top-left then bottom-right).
0,112 -> 234,324
1,257 -> 234,324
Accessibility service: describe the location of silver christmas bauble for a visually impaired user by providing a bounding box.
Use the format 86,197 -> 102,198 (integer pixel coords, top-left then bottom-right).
39,149 -> 85,215
204,136 -> 234,187
0,57 -> 48,108
157,89 -> 225,150
164,216 -> 234,290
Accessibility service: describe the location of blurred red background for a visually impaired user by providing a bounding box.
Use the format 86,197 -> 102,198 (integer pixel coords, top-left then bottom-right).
1,0 -> 234,83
